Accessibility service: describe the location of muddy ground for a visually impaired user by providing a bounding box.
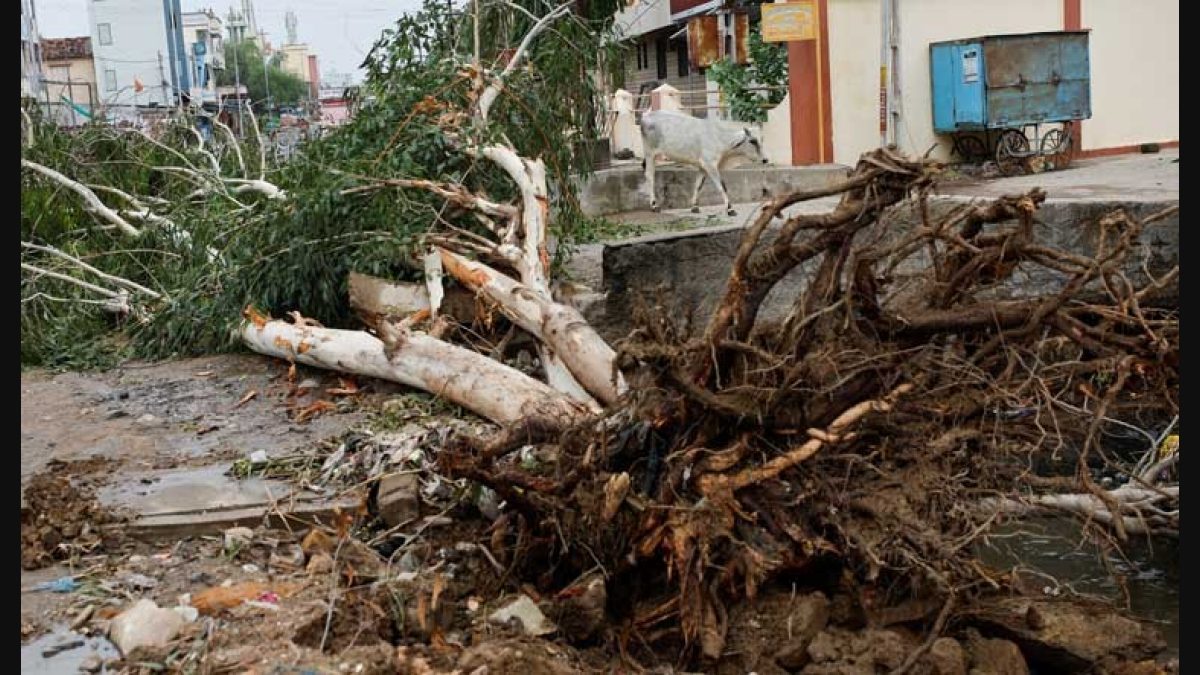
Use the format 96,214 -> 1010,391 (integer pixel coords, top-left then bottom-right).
20,355 -> 1178,673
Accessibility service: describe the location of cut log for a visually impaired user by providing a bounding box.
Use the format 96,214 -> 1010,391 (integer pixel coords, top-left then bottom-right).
239,316 -> 584,427
438,248 -> 626,405
348,272 -> 476,326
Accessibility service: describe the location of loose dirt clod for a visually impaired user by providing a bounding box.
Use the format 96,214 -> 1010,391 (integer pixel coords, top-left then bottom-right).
20,460 -> 126,570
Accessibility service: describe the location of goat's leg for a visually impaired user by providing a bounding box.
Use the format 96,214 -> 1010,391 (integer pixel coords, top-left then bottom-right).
689,170 -> 707,213
644,154 -> 659,212
703,162 -> 735,216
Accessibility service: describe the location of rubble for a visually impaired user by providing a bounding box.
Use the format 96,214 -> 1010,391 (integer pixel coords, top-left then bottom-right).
108,599 -> 189,655
489,595 -> 558,637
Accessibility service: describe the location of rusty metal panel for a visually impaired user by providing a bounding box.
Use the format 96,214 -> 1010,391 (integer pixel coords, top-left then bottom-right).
688,15 -> 720,69
733,12 -> 750,64
983,31 -> 1090,126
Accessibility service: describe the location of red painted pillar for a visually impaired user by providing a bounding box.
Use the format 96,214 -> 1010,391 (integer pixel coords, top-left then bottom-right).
787,0 -> 833,165
1064,0 -> 1084,156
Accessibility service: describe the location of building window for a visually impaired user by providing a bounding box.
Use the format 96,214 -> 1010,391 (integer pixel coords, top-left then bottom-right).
655,38 -> 668,80
98,23 -> 112,46
677,42 -> 689,77
636,42 -> 649,71
104,69 -> 117,91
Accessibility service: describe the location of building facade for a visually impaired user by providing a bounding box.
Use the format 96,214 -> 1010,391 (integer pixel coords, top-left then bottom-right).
182,10 -> 225,105
798,0 -> 1178,165
279,44 -> 311,86
42,37 -> 98,125
89,0 -> 189,110
22,0 -> 46,102
612,0 -> 718,116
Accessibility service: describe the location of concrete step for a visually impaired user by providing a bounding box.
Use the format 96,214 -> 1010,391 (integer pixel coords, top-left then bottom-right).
579,163 -> 850,216
98,464 -> 359,541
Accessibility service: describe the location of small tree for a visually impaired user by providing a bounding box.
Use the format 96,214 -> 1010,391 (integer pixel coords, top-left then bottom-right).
217,41 -> 309,108
708,29 -> 788,123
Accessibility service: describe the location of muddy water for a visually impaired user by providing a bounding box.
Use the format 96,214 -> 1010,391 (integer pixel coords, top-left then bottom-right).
977,517 -> 1179,656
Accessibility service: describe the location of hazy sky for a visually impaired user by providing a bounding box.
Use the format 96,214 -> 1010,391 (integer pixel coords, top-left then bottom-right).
34,0 -> 423,81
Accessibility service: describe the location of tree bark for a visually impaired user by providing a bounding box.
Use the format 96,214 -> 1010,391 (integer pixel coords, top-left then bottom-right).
239,316 -> 585,427
439,248 -> 625,405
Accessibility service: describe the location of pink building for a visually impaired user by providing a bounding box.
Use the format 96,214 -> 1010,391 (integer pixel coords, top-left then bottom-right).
318,97 -> 349,126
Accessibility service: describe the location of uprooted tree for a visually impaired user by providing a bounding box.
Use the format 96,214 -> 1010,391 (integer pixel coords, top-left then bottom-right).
232,2 -> 1178,668
22,0 -> 1177,668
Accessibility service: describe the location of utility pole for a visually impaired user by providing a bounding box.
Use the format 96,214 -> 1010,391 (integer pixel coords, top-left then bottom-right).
67,70 -> 77,126
263,44 -> 272,116
232,41 -> 244,135
158,51 -> 168,106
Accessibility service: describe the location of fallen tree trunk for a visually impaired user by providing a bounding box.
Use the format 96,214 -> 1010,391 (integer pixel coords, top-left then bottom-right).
348,271 -> 477,326
239,311 -> 584,427
439,248 -> 626,405
982,485 -> 1178,537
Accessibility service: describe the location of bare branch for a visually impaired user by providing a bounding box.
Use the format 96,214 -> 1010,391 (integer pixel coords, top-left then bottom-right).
22,159 -> 142,238
22,241 -> 164,299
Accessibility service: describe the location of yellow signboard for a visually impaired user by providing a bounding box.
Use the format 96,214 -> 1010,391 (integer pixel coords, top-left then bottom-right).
761,2 -> 816,43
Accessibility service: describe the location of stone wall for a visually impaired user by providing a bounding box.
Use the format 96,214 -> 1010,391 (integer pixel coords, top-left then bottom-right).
590,198 -> 1179,342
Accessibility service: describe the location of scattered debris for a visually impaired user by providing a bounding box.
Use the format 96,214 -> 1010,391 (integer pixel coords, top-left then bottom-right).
489,595 -> 557,637
108,599 -> 189,655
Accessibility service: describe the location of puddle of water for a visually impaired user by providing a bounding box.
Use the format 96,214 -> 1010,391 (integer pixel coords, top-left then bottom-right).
977,517 -> 1179,656
21,627 -> 119,674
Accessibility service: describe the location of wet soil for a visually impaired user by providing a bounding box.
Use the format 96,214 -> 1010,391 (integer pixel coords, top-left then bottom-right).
19,355 -> 1179,674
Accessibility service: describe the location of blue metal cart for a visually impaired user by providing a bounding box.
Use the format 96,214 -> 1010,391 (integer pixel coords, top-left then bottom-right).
930,31 -> 1092,175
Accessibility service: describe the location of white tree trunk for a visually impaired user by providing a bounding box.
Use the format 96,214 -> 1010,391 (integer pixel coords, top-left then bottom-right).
239,317 -> 585,427
439,248 -> 625,405
22,159 -> 142,237
982,485 -> 1179,537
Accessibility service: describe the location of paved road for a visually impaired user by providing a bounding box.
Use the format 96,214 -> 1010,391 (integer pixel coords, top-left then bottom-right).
938,149 -> 1178,202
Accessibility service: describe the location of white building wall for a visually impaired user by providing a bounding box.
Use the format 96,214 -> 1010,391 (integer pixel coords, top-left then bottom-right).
827,1 -> 1177,165
613,0 -> 672,40
21,0 -> 45,100
827,0 -> 1059,166
1080,0 -> 1178,151
182,12 -> 224,104
90,0 -> 174,108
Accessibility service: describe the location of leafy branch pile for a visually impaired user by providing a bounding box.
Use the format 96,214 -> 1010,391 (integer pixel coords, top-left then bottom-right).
21,0 -> 617,369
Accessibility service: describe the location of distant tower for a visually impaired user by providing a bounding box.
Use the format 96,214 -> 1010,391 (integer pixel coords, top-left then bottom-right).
241,0 -> 259,37
285,10 -> 298,45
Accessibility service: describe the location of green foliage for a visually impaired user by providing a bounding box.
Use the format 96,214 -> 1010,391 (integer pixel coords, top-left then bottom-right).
708,30 -> 789,123
217,41 -> 310,107
22,0 -> 621,369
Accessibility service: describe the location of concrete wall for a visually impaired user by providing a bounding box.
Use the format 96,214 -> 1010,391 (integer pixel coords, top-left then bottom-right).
90,0 -> 175,107
592,197 -> 1178,341
580,164 -> 848,216
826,0 -> 1059,166
1080,0 -> 1178,151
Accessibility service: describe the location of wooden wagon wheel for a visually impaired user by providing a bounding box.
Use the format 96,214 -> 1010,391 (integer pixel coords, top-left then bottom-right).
1040,123 -> 1073,171
995,129 -> 1030,176
953,135 -> 987,163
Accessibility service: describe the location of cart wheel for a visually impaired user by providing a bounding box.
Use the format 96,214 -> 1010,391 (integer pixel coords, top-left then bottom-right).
954,135 -> 987,163
1040,126 -> 1072,171
995,129 -> 1030,176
